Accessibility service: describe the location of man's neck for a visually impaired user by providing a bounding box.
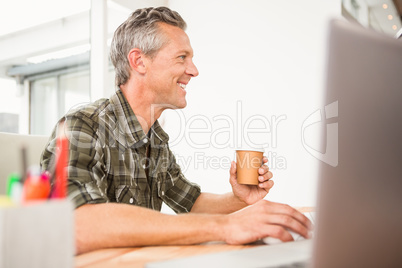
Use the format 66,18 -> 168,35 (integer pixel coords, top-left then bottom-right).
119,84 -> 164,134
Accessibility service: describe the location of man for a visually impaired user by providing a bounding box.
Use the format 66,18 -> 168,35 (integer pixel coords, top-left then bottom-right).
41,7 -> 312,255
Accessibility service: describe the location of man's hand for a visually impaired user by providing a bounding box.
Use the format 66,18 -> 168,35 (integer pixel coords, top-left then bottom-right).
229,157 -> 274,205
222,200 -> 313,245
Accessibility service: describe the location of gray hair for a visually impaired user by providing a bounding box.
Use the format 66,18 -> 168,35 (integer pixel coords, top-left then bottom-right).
110,7 -> 187,87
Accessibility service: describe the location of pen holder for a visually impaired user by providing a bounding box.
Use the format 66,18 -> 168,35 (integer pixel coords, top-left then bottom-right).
0,200 -> 74,268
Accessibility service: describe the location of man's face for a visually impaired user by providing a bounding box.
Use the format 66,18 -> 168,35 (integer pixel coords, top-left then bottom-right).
144,23 -> 199,110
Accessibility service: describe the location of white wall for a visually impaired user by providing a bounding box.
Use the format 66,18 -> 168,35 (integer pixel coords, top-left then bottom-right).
161,0 -> 342,207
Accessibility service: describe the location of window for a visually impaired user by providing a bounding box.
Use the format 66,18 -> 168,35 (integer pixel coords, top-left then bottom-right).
30,71 -> 91,135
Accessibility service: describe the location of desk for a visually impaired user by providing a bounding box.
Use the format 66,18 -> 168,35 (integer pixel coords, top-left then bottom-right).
75,207 -> 314,268
75,243 -> 255,268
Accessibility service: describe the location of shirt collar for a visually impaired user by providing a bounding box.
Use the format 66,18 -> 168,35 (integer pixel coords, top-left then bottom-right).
110,89 -> 169,147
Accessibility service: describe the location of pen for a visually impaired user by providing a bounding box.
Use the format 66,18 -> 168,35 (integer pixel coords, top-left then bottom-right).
21,145 -> 28,182
51,122 -> 69,199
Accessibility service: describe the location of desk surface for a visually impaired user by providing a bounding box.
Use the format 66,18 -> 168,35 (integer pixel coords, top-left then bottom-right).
75,243 -> 255,268
75,207 -> 314,268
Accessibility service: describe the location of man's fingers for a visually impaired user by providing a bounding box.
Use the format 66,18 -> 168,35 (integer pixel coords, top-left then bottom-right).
261,201 -> 313,230
258,165 -> 269,175
258,179 -> 274,189
261,225 -> 294,242
258,171 -> 273,182
261,214 -> 311,239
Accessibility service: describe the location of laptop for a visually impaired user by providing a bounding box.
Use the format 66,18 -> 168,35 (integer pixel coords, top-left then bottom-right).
146,19 -> 402,268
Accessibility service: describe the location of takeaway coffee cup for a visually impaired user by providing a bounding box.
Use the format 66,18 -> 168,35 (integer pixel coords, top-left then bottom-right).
236,149 -> 264,185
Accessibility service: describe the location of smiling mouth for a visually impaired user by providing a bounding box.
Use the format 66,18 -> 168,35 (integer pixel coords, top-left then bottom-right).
177,83 -> 186,90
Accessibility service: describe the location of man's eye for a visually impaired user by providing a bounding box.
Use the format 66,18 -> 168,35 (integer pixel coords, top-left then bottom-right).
179,55 -> 186,60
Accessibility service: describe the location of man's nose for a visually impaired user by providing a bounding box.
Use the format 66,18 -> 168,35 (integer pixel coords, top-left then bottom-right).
186,60 -> 199,77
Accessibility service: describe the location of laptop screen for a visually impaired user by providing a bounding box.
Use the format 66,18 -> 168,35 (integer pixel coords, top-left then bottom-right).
313,19 -> 402,267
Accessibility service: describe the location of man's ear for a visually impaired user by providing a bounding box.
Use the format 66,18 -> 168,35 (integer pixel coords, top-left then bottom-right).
127,48 -> 147,74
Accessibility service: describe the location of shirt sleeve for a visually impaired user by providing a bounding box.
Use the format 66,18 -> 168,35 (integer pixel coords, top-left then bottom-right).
161,147 -> 201,214
40,115 -> 108,209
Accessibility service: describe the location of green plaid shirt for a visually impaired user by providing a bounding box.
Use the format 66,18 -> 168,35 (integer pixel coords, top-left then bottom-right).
40,89 -> 201,213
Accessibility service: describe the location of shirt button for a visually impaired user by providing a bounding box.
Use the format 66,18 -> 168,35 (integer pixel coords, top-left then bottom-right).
143,138 -> 148,144
129,198 -> 134,204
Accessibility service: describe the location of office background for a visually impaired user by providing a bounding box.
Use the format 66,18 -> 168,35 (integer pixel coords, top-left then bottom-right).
0,0 -> 400,209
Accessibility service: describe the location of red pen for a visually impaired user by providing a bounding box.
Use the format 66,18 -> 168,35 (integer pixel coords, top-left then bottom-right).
52,123 -> 69,199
